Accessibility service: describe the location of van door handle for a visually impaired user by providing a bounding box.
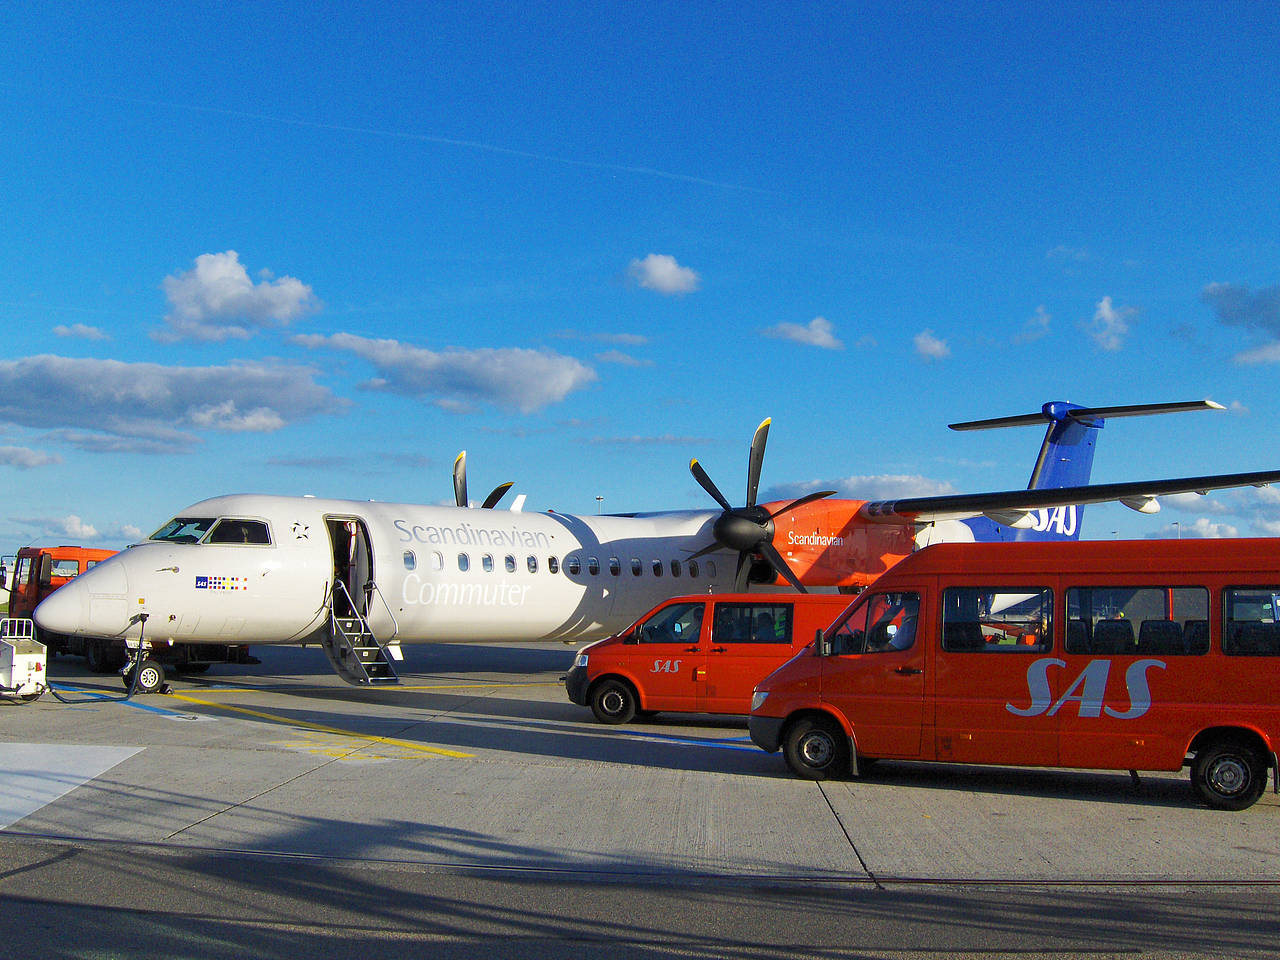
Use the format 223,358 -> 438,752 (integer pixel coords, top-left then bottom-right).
710,646 -> 727,653
894,666 -> 923,675
685,645 -> 700,652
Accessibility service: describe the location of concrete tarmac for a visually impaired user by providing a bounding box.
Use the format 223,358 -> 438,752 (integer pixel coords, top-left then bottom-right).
2,642 -> 1279,958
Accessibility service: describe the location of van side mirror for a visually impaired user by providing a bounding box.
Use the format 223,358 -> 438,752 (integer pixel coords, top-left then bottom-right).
38,553 -> 52,588
816,628 -> 832,657
625,625 -> 641,645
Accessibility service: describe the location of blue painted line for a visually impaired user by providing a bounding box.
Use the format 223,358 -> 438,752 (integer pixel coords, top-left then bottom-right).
622,730 -> 759,752
49,683 -> 202,719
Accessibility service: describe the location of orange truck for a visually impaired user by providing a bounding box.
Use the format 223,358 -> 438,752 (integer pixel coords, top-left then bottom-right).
565,592 -> 850,723
749,537 -> 1280,810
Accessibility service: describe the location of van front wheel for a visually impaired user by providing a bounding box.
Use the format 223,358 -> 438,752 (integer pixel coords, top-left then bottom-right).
1191,739 -> 1268,810
783,716 -> 849,781
589,678 -> 637,725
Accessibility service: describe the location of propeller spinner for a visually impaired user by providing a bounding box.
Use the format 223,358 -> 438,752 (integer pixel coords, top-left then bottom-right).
452,451 -> 514,509
688,419 -> 834,592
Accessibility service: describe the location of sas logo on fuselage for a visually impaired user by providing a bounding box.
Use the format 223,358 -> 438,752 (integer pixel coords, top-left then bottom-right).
195,575 -> 247,591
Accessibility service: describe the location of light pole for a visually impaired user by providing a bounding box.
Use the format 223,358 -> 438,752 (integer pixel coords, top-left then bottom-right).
595,496 -> 604,514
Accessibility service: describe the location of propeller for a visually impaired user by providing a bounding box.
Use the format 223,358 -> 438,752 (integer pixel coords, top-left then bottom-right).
452,451 -> 514,509
687,418 -> 835,592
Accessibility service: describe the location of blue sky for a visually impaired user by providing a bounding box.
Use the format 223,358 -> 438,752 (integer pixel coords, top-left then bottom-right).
1,1 -> 1279,550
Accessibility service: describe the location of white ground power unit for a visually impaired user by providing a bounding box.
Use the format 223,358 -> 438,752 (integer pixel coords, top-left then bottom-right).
1,618 -> 47,702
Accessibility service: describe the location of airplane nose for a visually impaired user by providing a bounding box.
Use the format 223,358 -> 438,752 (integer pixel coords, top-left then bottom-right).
34,559 -> 130,637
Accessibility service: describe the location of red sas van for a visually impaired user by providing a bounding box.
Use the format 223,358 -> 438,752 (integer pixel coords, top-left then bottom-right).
566,593 -> 849,723
749,538 -> 1280,810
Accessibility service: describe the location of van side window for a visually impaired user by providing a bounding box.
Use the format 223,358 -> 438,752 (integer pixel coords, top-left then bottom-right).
637,602 -> 704,644
712,603 -> 793,644
1223,587 -> 1280,656
829,592 -> 920,655
942,587 -> 1052,653
1066,586 -> 1208,655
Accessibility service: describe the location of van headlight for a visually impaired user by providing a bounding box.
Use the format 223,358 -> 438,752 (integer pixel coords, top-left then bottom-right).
573,652 -> 589,669
751,690 -> 768,711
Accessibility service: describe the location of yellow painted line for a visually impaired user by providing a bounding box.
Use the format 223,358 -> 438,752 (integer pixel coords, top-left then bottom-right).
163,692 -> 474,759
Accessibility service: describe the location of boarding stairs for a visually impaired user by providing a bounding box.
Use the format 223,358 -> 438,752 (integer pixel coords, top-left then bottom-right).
320,581 -> 400,686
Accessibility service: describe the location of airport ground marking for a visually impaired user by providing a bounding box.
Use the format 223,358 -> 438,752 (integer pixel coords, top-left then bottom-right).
48,683 -> 210,721
163,691 -> 475,758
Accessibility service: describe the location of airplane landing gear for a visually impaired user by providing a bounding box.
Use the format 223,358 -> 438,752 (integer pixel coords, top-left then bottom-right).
122,657 -> 169,695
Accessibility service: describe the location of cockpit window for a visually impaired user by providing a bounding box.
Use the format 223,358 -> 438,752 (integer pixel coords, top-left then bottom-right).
207,519 -> 272,545
150,517 -> 217,543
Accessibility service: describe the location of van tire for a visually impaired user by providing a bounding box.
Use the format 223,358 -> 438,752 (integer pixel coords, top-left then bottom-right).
85,639 -> 117,673
590,678 -> 637,725
1191,739 -> 1268,810
784,716 -> 849,781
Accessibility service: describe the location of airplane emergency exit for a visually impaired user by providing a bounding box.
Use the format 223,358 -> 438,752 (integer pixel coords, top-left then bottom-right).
34,399 -> 1280,691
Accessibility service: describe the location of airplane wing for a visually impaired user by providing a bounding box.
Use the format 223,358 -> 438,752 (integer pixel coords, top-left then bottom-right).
859,468 -> 1280,526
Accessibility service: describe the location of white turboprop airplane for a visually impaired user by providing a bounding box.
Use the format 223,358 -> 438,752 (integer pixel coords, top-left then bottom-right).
34,399 -> 1280,692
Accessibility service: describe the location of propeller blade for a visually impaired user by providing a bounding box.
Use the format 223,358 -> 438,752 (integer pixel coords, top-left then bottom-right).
481,482 -> 514,510
767,489 -> 837,520
757,540 -> 808,594
686,541 -> 726,562
733,552 -> 751,592
745,418 -> 771,508
453,451 -> 468,508
690,459 -> 734,512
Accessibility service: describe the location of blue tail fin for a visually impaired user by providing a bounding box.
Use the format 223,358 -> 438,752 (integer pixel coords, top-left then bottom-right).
952,399 -> 1223,543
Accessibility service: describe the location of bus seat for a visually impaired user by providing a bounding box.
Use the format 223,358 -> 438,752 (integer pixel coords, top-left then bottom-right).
1066,619 -> 1090,653
943,621 -> 986,651
1091,619 -> 1135,654
1138,619 -> 1184,655
1228,621 -> 1280,656
1183,620 -> 1210,654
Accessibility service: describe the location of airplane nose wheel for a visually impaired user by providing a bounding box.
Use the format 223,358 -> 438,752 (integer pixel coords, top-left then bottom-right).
123,658 -> 168,695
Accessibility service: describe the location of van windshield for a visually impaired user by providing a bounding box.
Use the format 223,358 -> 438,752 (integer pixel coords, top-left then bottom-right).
150,517 -> 217,543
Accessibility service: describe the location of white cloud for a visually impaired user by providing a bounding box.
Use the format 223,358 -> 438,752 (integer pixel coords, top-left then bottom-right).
156,251 -> 320,342
913,329 -> 950,361
1234,342 -> 1280,366
293,333 -> 597,413
763,474 -> 958,502
1014,306 -> 1051,344
53,323 -> 110,341
1083,295 -> 1134,352
595,349 -> 652,367
557,330 -> 649,346
1150,517 -> 1239,539
627,254 -> 701,295
0,355 -> 335,452
0,446 -> 63,469
762,316 -> 843,350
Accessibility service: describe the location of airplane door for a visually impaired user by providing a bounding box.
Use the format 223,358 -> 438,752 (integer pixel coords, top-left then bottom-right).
629,600 -> 707,711
326,518 -> 373,618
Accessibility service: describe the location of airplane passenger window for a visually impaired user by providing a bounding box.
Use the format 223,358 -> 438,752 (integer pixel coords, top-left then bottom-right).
431,552 -> 444,571
505,555 -> 517,573
527,556 -> 538,574
207,519 -> 272,545
651,560 -> 663,577
689,560 -> 699,578
548,556 -> 559,574
566,557 -> 581,575
458,553 -> 470,572
631,558 -> 642,576
482,554 -> 494,573
706,560 -> 717,578
587,557 -> 600,576
609,557 -> 621,576
671,560 -> 681,577
403,551 -> 416,571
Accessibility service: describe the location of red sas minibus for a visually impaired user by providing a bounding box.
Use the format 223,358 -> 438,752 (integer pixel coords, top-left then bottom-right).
566,593 -> 849,723
748,538 -> 1280,810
